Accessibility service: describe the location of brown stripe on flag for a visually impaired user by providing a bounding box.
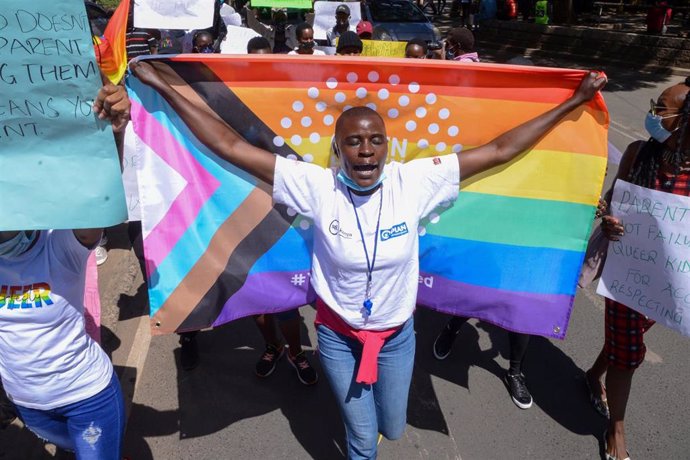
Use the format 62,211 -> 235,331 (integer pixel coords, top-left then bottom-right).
150,186 -> 274,334
143,59 -> 300,333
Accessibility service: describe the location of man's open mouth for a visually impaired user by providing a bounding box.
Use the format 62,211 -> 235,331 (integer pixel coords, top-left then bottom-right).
352,163 -> 379,177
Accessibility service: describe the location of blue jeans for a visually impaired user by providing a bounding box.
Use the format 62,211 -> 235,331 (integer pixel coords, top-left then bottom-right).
14,371 -> 125,460
317,318 -> 415,460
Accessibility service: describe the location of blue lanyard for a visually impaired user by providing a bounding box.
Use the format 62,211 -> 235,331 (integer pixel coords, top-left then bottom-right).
347,187 -> 383,316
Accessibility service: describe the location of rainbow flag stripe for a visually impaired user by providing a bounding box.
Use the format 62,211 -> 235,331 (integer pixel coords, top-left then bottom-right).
127,56 -> 608,338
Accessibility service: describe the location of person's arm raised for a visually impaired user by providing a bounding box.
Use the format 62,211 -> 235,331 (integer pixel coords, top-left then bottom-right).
130,60 -> 276,185
458,71 -> 607,180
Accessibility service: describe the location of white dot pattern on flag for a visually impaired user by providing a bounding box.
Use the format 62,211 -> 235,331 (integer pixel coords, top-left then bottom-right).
275,73 -> 461,176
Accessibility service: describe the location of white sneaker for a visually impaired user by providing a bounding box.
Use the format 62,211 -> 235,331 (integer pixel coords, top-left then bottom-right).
95,246 -> 108,266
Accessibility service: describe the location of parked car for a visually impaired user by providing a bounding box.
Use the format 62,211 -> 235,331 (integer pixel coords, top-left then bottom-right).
362,0 -> 441,43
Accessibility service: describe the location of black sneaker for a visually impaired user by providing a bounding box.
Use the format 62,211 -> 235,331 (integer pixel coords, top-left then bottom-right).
255,344 -> 285,378
287,351 -> 318,385
503,372 -> 533,409
433,321 -> 461,360
179,335 -> 199,371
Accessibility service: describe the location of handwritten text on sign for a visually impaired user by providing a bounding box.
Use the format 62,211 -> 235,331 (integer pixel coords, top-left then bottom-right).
0,1 -> 126,230
597,180 -> 690,337
0,10 -> 98,137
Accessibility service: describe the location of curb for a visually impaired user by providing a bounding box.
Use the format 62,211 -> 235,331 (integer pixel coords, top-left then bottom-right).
474,19 -> 690,74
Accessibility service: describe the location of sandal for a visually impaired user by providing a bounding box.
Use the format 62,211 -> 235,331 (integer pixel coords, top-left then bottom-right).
585,374 -> 610,418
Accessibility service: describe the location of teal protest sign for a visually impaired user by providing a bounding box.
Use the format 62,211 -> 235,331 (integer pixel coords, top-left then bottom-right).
0,1 -> 127,230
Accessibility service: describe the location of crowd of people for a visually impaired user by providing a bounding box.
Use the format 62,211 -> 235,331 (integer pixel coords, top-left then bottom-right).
1,1 -> 688,460
124,0 -> 480,60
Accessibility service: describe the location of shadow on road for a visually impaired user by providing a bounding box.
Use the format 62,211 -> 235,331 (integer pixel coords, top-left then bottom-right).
125,315 -> 347,460
413,308 -> 606,437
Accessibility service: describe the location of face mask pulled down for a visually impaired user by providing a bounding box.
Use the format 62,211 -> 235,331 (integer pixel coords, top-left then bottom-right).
336,170 -> 387,193
0,231 -> 37,259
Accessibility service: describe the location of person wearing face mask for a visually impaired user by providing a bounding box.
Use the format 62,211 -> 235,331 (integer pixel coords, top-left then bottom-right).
584,78 -> 690,460
327,4 -> 352,47
446,26 -> 479,62
288,23 -> 326,55
0,83 -> 130,459
131,59 -> 604,460
193,30 -> 217,54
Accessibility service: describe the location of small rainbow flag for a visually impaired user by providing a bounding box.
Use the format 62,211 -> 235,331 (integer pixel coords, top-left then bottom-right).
94,0 -> 130,84
127,56 -> 608,338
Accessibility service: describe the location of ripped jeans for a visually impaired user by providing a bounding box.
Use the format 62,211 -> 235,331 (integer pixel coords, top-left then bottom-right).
14,371 -> 124,459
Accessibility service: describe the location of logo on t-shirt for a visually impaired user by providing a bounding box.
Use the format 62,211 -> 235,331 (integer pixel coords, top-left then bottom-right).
0,283 -> 53,310
380,222 -> 409,241
433,157 -> 442,165
328,220 -> 352,239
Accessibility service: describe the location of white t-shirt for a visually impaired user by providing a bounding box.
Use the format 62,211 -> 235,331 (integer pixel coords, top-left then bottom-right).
288,49 -> 327,55
220,3 -> 242,27
274,155 -> 460,330
0,230 -> 113,410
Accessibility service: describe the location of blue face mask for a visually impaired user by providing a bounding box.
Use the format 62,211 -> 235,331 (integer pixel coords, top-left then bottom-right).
645,112 -> 677,143
0,231 -> 37,259
336,169 -> 386,193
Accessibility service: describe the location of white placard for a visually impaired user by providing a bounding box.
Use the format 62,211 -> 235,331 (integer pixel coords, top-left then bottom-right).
220,26 -> 261,54
597,180 -> 690,337
122,123 -> 142,221
313,1 -> 362,41
134,0 -> 215,30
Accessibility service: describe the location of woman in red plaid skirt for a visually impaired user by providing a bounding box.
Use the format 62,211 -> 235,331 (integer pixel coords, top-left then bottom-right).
586,77 -> 690,460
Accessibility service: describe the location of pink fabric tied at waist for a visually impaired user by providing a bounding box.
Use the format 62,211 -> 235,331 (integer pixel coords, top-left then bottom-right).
314,298 -> 401,385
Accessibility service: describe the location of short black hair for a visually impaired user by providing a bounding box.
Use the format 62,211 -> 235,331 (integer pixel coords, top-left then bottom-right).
334,106 -> 385,141
193,30 -> 214,46
405,38 -> 428,54
295,22 -> 313,39
448,27 -> 475,52
247,36 -> 271,53
336,31 -> 363,53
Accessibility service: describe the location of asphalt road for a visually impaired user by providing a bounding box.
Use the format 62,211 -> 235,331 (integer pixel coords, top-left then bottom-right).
2,69 -> 688,460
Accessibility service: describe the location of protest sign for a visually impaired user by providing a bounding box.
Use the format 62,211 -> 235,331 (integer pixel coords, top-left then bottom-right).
251,0 -> 313,8
220,25 -> 260,54
361,39 -> 406,57
313,1 -> 361,40
134,0 -> 214,30
597,180 -> 690,337
0,0 -> 126,230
